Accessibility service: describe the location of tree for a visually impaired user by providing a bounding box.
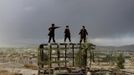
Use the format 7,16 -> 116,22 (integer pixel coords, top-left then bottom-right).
75,48 -> 83,67
116,53 -> 125,69
75,42 -> 95,68
38,44 -> 49,68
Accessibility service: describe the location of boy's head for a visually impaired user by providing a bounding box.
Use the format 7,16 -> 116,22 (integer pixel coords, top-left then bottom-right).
52,24 -> 55,27
82,26 -> 85,29
66,25 -> 69,28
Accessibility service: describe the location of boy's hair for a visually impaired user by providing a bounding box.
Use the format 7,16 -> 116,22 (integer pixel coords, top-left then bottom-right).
66,25 -> 69,28
82,26 -> 85,28
52,24 -> 55,26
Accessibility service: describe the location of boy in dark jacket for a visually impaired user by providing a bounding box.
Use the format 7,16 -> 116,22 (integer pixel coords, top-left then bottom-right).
48,24 -> 60,43
64,25 -> 71,42
79,26 -> 88,43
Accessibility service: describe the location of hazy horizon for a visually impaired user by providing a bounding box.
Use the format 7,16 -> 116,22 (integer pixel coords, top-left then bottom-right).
0,0 -> 134,47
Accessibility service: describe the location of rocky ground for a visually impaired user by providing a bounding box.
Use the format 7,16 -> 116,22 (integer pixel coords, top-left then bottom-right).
0,48 -> 134,75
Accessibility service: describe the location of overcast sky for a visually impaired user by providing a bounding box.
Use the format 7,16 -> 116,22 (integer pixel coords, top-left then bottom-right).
0,0 -> 134,47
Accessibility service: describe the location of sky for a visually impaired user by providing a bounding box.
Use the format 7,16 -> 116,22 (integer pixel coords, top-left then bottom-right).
0,0 -> 134,47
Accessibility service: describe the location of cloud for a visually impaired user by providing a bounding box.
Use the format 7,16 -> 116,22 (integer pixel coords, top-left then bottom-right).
91,36 -> 134,46
24,7 -> 36,11
0,0 -> 134,47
